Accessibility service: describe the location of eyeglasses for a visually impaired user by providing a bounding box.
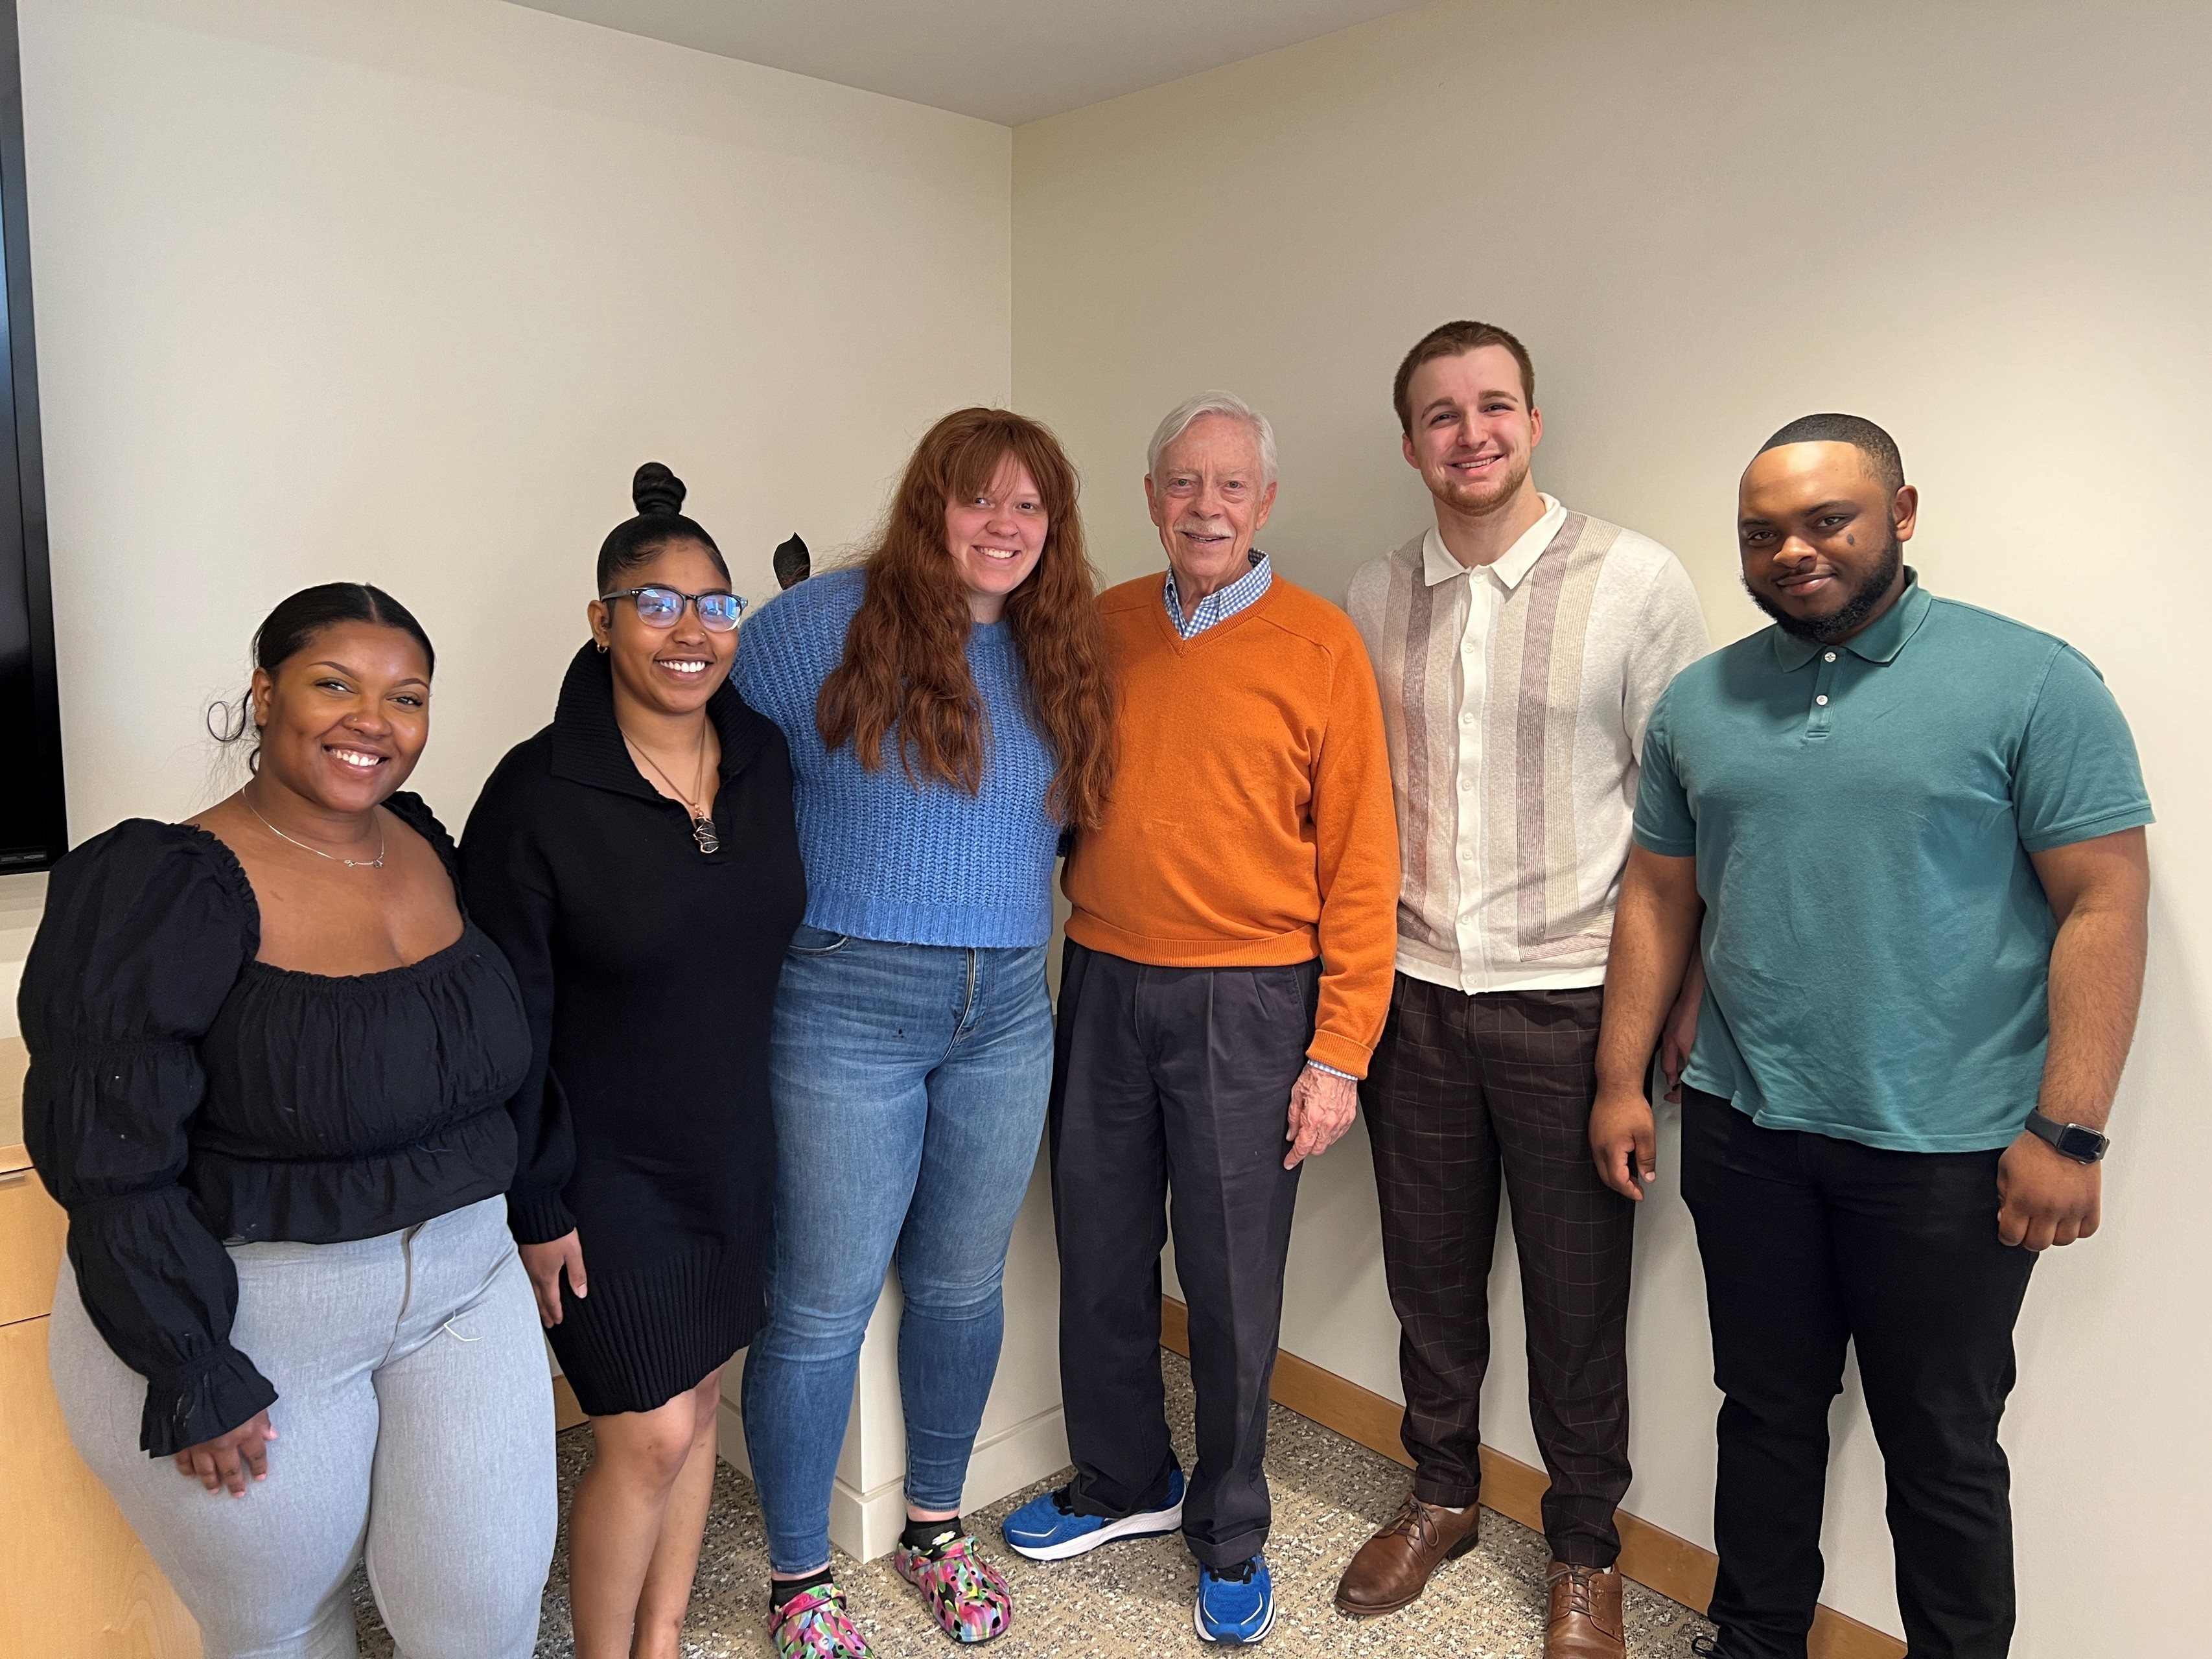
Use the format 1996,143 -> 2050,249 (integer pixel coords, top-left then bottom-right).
598,586 -> 747,632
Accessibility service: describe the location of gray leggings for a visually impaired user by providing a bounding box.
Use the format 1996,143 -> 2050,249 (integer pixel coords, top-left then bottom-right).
49,1196 -> 557,1659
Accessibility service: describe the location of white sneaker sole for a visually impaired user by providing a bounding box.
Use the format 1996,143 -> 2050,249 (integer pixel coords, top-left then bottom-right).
1194,1585 -> 1277,1645
1004,1497 -> 1185,1562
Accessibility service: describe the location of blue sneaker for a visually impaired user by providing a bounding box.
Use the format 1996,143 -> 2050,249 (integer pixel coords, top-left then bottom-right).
1001,1467 -> 1186,1561
1194,1554 -> 1274,1645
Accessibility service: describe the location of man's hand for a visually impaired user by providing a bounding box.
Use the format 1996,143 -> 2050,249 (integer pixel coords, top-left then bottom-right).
1285,1064 -> 1358,1168
520,1231 -> 588,1327
1589,1085 -> 1658,1201
173,1409 -> 277,1497
1659,954 -> 1705,1104
1996,1131 -> 2102,1251
1592,846 -> 1699,1190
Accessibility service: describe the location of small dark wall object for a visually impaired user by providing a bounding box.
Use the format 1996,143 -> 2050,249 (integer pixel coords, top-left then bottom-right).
773,533 -> 810,590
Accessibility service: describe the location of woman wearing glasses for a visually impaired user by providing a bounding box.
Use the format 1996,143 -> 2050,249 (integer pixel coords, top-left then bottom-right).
462,463 -> 805,1659
732,408 -> 1115,1657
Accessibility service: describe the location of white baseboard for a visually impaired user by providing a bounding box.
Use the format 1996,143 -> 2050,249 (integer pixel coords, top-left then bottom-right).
714,1396 -> 1069,1564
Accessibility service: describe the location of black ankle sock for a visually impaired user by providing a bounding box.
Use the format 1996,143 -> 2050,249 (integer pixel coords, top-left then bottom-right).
901,1514 -> 963,1555
769,1570 -> 836,1616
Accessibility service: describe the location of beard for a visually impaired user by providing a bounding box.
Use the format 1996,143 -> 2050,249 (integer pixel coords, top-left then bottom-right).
1429,448 -> 1531,516
1746,533 -> 1903,644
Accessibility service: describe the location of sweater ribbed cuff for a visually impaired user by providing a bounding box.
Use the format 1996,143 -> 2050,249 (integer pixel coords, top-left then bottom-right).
1306,1030 -> 1374,1080
507,1190 -> 578,1247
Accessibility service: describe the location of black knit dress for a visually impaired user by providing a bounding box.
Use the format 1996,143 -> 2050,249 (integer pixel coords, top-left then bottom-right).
461,644 -> 806,1416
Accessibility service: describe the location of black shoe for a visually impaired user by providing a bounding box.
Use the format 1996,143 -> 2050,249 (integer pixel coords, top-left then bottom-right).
1690,1636 -> 1740,1658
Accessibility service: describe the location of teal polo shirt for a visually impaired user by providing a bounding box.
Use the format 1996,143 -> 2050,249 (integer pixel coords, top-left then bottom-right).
1634,572 -> 2152,1152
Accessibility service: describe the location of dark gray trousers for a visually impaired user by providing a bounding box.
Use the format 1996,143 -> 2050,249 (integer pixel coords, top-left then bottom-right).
1047,940 -> 1316,1568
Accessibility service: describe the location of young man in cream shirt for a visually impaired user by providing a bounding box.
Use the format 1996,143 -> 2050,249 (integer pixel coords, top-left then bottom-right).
1339,321 -> 1708,1659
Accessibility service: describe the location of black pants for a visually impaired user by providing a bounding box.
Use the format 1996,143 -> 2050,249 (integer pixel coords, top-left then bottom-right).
1362,975 -> 1632,1566
1047,940 -> 1316,1569
1681,1090 -> 2036,1659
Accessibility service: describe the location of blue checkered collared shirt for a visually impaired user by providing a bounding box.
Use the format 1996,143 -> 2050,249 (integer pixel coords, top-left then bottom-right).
1158,550 -> 1353,1084
1164,549 -> 1272,639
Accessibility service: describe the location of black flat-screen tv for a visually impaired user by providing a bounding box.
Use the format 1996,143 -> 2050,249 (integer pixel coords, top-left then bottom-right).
0,0 -> 62,870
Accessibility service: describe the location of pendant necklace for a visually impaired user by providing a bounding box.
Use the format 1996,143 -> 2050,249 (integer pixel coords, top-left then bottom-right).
625,725 -> 720,855
244,789 -> 386,868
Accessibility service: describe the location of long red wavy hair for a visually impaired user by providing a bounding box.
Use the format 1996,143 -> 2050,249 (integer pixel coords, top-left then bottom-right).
816,408 -> 1116,830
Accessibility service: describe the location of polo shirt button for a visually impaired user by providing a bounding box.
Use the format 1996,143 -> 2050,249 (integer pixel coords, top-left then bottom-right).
1461,712 -> 1474,725
1815,695 -> 1830,706
1824,651 -> 1837,662
1460,779 -> 1472,791
1460,849 -> 1472,861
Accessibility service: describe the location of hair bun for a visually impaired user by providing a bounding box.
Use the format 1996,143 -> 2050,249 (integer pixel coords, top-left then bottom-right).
632,461 -> 686,518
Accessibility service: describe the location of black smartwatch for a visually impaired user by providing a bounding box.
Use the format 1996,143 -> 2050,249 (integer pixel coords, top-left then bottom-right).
2024,1110 -> 2110,1165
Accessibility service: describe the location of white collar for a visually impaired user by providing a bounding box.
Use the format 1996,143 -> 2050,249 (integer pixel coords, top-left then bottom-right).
1420,494 -> 1568,590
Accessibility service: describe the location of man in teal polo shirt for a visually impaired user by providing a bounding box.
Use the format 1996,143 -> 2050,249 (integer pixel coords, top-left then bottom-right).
1590,414 -> 2151,1659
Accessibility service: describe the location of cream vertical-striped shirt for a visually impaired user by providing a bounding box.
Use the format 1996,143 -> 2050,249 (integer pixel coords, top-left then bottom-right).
1345,498 -> 1709,994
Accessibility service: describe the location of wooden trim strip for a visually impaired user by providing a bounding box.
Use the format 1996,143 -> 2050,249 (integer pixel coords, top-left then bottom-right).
2,1033 -> 28,1160
1160,1297 -> 1902,1659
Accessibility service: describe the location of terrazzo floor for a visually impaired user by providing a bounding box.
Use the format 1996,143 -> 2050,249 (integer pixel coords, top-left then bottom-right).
355,1349 -> 1714,1657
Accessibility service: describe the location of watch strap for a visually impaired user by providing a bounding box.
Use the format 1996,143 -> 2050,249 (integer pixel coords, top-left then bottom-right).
2025,1109 -> 2110,1165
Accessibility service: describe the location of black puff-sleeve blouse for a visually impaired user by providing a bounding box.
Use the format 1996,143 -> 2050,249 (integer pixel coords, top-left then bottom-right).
17,793 -> 531,1456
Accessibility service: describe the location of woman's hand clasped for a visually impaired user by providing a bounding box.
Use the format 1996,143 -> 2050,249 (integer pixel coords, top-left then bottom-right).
174,1409 -> 277,1497
520,1231 -> 588,1327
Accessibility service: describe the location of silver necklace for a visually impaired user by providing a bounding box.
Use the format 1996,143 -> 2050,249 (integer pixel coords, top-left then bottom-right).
624,727 -> 719,855
244,793 -> 386,869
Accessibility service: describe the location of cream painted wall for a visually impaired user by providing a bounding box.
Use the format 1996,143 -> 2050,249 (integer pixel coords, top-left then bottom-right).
1013,1 -> 2211,1649
19,0 -> 1010,834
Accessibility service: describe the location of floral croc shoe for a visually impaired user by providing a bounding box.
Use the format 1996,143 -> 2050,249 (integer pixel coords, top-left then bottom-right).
893,1527 -> 1014,1643
769,1581 -> 876,1659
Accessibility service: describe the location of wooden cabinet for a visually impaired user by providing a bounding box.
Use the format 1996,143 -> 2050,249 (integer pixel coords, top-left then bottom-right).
0,1036 -> 201,1657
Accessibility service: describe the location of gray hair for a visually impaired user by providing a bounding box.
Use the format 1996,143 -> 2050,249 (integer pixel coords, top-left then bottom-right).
1145,391 -> 1278,487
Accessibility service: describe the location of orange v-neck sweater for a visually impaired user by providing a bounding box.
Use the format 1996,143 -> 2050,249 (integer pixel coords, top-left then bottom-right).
1063,574 -> 1400,1078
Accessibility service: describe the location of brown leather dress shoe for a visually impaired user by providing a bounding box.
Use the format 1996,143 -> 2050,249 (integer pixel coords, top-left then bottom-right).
1333,1494 -> 1482,1616
1546,1560 -> 1626,1658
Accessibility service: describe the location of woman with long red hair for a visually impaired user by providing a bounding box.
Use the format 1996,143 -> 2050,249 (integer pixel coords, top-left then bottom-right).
732,408 -> 1113,1657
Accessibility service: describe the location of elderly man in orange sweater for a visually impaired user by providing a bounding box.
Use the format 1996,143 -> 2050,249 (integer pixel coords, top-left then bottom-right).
999,391 -> 1399,1644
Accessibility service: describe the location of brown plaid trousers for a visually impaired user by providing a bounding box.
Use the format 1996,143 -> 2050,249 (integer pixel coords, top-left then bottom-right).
1360,972 -> 1634,1567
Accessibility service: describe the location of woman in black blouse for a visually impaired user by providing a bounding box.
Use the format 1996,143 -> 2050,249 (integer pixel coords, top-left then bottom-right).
22,583 -> 555,1659
461,464 -> 805,1659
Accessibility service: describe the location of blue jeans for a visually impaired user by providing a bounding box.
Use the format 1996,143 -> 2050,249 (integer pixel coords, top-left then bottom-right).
741,926 -> 1054,1575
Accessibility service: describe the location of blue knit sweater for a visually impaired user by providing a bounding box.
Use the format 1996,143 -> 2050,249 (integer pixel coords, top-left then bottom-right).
732,568 -> 1060,948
